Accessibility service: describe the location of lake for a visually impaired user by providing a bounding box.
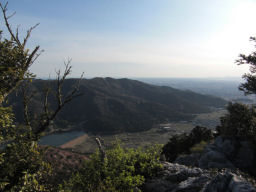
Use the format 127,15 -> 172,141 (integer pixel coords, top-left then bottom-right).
39,131 -> 85,146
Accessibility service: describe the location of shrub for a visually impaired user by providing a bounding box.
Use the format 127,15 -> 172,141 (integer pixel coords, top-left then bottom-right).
217,102 -> 256,142
190,126 -> 213,143
61,142 -> 162,192
162,133 -> 192,162
162,126 -> 213,162
190,140 -> 208,153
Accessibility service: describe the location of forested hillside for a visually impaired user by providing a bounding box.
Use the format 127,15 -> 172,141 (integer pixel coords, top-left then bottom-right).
9,77 -> 226,134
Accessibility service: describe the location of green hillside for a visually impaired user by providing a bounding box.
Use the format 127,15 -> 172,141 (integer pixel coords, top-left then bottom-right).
9,77 -> 226,134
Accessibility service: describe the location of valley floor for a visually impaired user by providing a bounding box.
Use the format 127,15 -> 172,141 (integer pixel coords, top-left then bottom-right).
58,109 -> 227,155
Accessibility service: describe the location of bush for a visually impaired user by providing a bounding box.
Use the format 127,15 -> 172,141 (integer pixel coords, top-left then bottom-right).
162,126 -> 213,162
190,126 -> 213,143
217,102 -> 256,142
190,141 -> 208,153
61,142 -> 162,192
162,133 -> 192,162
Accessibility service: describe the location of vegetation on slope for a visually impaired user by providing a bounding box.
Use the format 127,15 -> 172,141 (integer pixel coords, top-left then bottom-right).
8,77 -> 226,134
61,142 -> 162,192
0,3 -> 81,191
1,2 -> 256,191
162,126 -> 214,162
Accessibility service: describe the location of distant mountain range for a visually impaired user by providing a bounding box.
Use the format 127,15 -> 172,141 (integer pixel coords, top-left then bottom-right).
135,77 -> 255,102
9,77 -> 227,134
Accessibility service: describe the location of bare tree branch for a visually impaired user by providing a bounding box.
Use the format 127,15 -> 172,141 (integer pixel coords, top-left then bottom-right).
0,2 -> 41,100
95,137 -> 106,162
23,23 -> 39,47
34,61 -> 84,139
0,2 -> 21,46
43,86 -> 50,122
20,79 -> 34,129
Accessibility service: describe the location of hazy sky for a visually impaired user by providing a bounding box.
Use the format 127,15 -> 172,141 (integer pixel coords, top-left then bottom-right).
2,0 -> 256,78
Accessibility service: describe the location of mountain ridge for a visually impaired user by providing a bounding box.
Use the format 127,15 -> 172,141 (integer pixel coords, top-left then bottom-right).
9,77 -> 227,134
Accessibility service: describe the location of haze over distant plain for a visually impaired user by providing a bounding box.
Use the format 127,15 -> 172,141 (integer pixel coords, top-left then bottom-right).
2,0 -> 256,78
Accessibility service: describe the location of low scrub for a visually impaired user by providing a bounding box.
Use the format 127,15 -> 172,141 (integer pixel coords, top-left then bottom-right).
162,126 -> 213,162
217,102 -> 256,143
190,140 -> 208,153
61,142 -> 162,192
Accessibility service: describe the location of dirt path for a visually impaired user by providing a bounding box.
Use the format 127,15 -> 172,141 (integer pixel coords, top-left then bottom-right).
60,134 -> 88,149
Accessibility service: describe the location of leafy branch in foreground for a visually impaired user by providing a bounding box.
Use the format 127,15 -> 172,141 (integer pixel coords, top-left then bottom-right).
0,2 -> 83,191
237,37 -> 256,95
0,2 -> 42,101
61,142 -> 163,192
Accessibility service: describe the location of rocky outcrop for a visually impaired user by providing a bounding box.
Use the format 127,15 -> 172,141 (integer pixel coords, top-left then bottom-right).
175,136 -> 255,175
143,162 -> 256,192
149,135 -> 256,191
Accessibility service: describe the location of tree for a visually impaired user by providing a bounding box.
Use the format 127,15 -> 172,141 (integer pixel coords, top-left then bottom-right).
215,37 -> 256,143
237,37 -> 256,95
0,4 -> 40,102
216,102 -> 256,140
162,126 -> 213,162
0,3 -> 82,191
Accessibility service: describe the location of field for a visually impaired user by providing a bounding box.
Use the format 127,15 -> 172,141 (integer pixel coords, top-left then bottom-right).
58,109 -> 227,155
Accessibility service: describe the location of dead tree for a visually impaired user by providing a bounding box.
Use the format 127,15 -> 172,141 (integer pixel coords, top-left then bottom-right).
95,137 -> 106,162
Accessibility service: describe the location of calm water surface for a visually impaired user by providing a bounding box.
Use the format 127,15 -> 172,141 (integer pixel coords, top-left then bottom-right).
39,131 -> 85,146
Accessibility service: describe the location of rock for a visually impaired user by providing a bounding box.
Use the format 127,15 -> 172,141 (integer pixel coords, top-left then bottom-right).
143,179 -> 177,192
175,136 -> 255,173
214,136 -> 238,158
203,172 -> 256,192
143,162 -> 256,192
175,153 -> 201,167
234,141 -> 255,171
199,150 -> 235,169
229,174 -> 256,192
143,162 -> 210,192
202,172 -> 232,192
163,163 -> 203,183
177,175 -> 210,192
159,135 -> 256,191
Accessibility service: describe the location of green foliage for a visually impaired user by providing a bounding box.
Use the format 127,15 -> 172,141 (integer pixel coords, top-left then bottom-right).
237,37 -> 256,95
62,143 -> 163,192
0,32 -> 29,97
0,136 -> 53,191
162,133 -> 191,162
190,140 -> 208,153
189,126 -> 213,143
217,102 -> 256,141
163,126 -> 213,162
8,77 -> 226,134
0,106 -> 14,142
232,37 -> 256,143
0,3 -> 53,191
0,106 -> 13,129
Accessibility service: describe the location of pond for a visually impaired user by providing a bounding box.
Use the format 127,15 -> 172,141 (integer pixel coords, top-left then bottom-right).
39,131 -> 85,146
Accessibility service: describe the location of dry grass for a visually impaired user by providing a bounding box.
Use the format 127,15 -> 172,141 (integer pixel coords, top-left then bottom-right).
60,134 -> 88,149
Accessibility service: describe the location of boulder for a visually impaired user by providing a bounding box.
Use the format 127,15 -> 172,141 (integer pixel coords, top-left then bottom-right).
175,153 -> 201,167
234,141 -> 255,171
213,136 -> 239,158
199,150 -> 235,169
229,174 -> 256,192
175,136 -> 255,173
143,162 -> 256,192
143,162 -> 210,192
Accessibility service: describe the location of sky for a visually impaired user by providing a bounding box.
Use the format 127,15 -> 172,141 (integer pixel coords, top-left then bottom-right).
2,0 -> 256,78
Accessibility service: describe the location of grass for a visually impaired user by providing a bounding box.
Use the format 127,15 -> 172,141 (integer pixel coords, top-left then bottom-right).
44,109 -> 226,155
190,140 -> 208,153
